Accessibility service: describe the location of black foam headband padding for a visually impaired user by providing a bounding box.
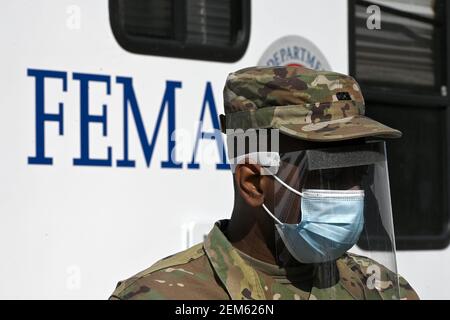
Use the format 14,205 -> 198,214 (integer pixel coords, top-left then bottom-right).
305,142 -> 385,170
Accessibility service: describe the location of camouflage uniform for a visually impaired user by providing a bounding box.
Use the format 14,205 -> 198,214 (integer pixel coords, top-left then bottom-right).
110,66 -> 418,300
110,220 -> 418,300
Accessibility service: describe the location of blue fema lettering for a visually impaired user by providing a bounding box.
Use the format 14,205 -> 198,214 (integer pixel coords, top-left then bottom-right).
72,72 -> 112,166
187,82 -> 229,170
26,68 -> 229,170
27,69 -> 67,165
114,77 -> 182,169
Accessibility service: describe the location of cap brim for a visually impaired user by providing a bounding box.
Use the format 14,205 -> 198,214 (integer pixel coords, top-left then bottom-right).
276,115 -> 402,142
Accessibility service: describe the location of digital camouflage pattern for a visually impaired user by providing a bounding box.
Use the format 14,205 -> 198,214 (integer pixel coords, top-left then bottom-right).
221,66 -> 402,141
110,220 -> 419,300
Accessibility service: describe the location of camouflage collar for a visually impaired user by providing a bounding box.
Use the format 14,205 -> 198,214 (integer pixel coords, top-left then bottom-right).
203,219 -> 375,300
203,220 -> 267,300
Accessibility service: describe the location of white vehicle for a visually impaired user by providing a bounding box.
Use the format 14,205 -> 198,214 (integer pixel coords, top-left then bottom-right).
0,0 -> 448,299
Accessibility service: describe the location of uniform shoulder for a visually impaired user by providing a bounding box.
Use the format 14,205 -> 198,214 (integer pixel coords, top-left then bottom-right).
110,243 -> 208,300
339,252 -> 419,300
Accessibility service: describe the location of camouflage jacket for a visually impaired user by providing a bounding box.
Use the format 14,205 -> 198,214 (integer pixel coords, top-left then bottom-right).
110,220 -> 419,300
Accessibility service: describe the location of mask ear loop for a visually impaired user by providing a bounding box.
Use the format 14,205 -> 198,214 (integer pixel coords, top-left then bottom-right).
262,204 -> 283,225
260,166 -> 304,197
272,174 -> 304,197
260,166 -> 304,225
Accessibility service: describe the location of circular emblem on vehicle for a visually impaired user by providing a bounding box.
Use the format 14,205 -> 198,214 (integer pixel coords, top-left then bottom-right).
258,35 -> 331,70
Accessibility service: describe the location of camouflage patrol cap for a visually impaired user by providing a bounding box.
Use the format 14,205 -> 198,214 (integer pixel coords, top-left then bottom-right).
221,66 -> 402,141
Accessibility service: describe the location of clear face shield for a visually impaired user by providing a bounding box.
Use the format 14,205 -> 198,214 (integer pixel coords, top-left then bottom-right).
254,140 -> 400,299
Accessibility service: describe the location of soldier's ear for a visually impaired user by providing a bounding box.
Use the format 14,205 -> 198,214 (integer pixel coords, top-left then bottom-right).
235,163 -> 265,207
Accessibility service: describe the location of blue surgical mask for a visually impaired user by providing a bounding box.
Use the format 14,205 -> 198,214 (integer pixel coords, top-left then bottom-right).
262,175 -> 365,264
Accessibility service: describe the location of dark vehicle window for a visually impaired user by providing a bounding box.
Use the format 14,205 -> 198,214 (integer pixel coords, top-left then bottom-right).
109,0 -> 250,62
349,0 -> 450,250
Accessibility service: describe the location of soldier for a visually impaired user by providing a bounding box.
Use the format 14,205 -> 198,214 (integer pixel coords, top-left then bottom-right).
110,66 -> 419,300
